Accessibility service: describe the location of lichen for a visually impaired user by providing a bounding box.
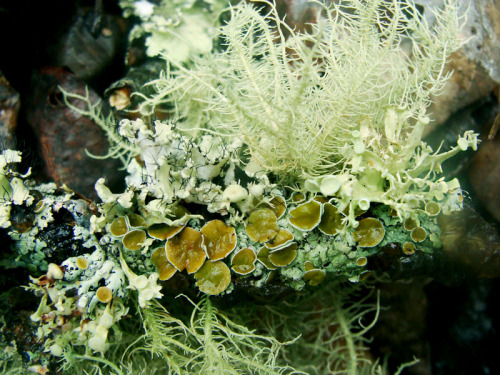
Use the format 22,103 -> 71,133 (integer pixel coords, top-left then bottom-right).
0,0 -> 476,373
119,0 -> 228,63
134,0 -> 472,221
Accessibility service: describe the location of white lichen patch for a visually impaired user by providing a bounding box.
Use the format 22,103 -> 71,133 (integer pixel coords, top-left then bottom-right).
62,244 -> 126,312
120,0 -> 227,63
119,251 -> 162,308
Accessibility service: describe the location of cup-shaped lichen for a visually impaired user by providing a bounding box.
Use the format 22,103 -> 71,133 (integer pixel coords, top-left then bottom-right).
303,263 -> 326,286
269,243 -> 298,267
404,218 -> 418,231
96,286 -> 113,303
303,269 -> 326,286
76,257 -> 88,270
231,248 -> 257,275
257,247 -> 277,270
166,227 -> 206,273
260,196 -> 287,219
318,203 -> 344,236
123,229 -> 147,250
127,214 -> 147,228
194,260 -> 231,295
265,229 -> 294,250
246,208 -> 279,243
201,220 -> 237,261
402,242 -> 416,255
151,247 -> 177,280
148,223 -> 183,240
356,257 -> 368,267
110,216 -> 128,237
352,218 -> 385,247
319,175 -> 342,196
289,200 -> 323,231
410,227 -> 427,242
33,200 -> 45,213
425,202 -> 441,216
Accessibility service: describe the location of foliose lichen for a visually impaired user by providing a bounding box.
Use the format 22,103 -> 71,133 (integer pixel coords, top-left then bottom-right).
0,0 -> 477,373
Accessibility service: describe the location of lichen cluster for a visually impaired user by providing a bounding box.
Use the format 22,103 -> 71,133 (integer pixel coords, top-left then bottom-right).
0,0 -> 476,373
119,0 -> 228,63
135,0 -> 475,224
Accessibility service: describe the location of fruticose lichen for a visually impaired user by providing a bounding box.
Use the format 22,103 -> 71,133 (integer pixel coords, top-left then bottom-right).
0,0 -> 477,373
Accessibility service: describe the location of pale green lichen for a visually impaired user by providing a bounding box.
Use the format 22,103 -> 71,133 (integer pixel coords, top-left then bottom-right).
120,251 -> 163,307
63,0 -> 476,226
120,0 -> 228,63
0,0 -> 476,373
26,265 -> 129,359
0,150 -> 31,228
63,244 -> 126,311
134,0 -> 472,221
